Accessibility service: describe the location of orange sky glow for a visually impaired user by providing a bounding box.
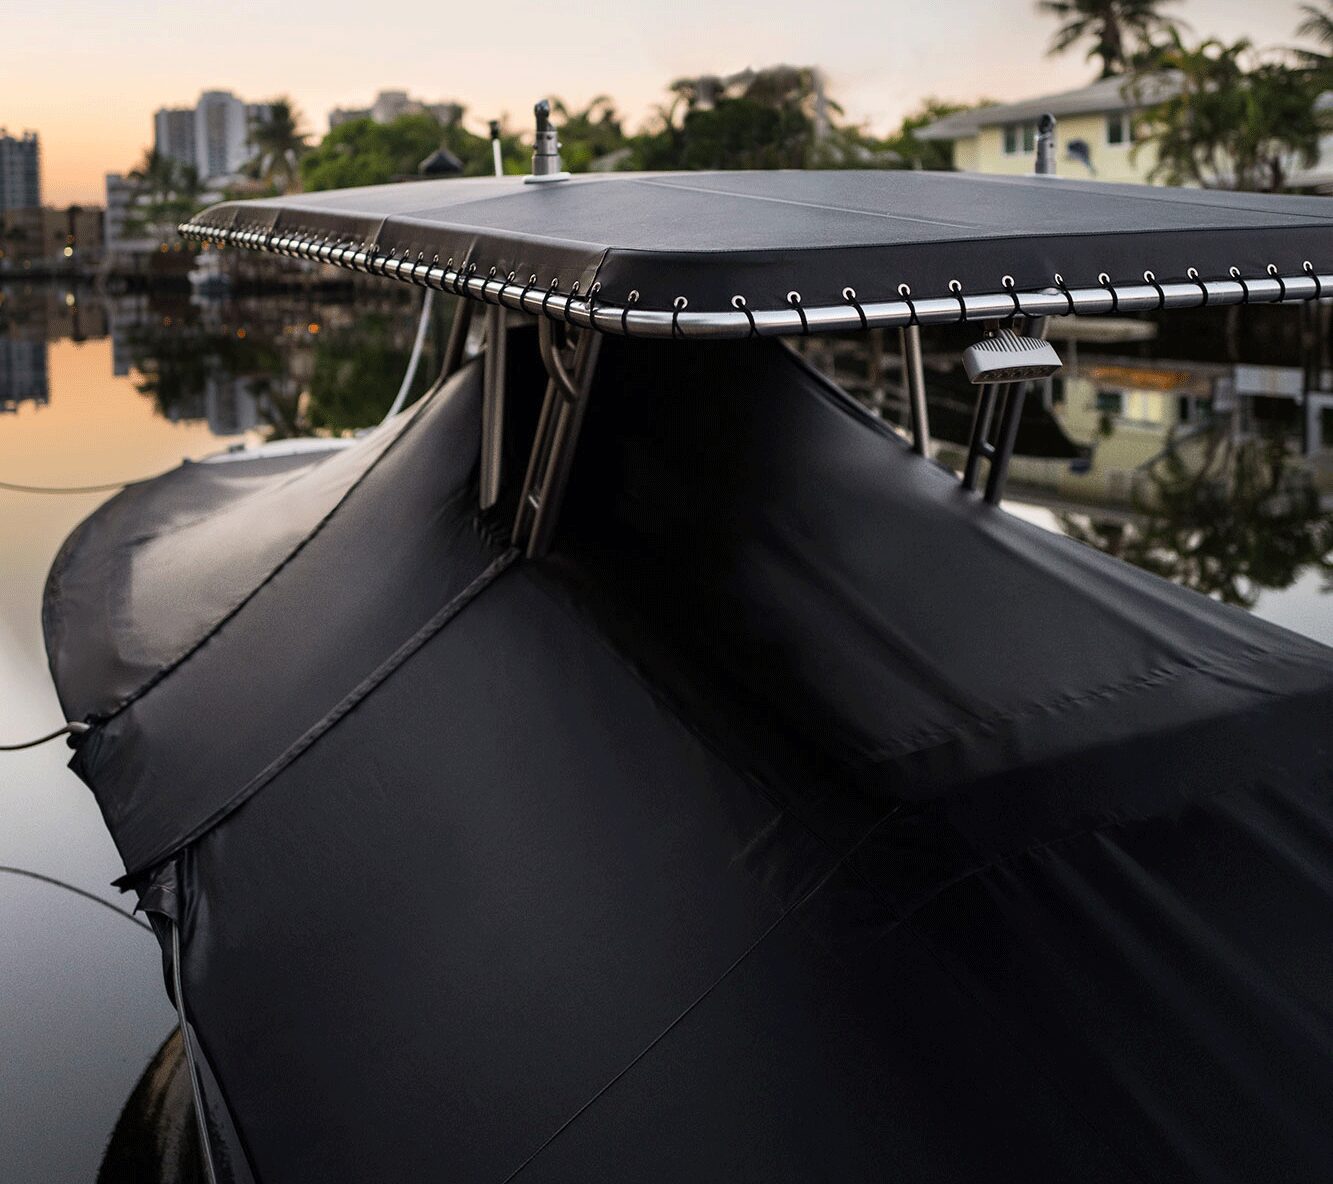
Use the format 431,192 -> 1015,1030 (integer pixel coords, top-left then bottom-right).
6,0 -> 1309,206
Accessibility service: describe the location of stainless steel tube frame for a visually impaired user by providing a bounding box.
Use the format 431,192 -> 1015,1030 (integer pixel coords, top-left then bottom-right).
179,224 -> 1331,341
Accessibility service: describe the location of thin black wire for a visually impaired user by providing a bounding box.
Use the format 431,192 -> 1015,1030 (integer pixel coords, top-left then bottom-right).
0,865 -> 151,931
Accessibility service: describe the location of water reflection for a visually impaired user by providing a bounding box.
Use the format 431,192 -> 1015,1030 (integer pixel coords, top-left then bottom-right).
797,306 -> 1333,630
4,281 -> 1331,629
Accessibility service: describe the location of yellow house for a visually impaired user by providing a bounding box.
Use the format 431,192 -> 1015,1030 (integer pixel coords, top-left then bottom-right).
917,75 -> 1180,184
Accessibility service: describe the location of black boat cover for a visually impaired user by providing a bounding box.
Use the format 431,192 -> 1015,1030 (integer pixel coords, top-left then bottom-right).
45,329 -> 1333,1182
184,171 -> 1333,316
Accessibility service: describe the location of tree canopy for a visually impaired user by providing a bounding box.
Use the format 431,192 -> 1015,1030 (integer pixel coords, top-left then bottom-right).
1036,0 -> 1186,78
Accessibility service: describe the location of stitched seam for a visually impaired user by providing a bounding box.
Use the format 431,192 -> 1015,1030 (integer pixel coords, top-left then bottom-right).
861,641 -> 1282,764
120,549 -> 517,880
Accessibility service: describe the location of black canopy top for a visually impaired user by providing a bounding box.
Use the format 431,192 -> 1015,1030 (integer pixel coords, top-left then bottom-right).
182,170 -> 1333,336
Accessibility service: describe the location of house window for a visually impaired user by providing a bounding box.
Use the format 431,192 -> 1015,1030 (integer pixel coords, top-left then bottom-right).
1095,389 -> 1124,414
1106,113 -> 1134,146
1002,122 -> 1037,156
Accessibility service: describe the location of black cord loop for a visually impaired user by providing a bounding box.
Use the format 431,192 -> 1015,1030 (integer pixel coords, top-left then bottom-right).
1053,274 -> 1075,316
1098,272 -> 1119,314
1144,270 -> 1166,312
948,279 -> 967,323
1303,260 -> 1323,301
518,274 -> 537,313
621,290 -> 639,336
733,294 -> 759,337
540,279 -> 560,321
1001,275 -> 1021,321
842,287 -> 867,331
1187,267 -> 1208,307
898,284 -> 919,327
1267,264 -> 1287,302
564,281 -> 580,325
586,281 -> 601,329
1231,266 -> 1250,304
787,291 -> 809,336
672,296 -> 689,339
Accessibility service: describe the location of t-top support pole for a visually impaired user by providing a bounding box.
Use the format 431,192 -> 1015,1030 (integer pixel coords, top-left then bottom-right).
899,324 -> 931,456
513,319 -> 602,557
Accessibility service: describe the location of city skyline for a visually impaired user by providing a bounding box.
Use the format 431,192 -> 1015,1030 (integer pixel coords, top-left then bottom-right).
10,0 -> 1311,205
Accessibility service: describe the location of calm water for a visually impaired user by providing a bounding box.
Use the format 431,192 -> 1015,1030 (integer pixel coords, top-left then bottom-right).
1,275 -> 1330,1178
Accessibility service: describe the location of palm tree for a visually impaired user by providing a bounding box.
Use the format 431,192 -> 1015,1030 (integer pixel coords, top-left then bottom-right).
1036,0 -> 1185,77
1297,2 -> 1333,53
1129,33 -> 1323,192
249,98 -> 309,194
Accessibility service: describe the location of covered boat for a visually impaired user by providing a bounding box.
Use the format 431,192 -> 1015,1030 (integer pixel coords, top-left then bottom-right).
43,146 -> 1333,1183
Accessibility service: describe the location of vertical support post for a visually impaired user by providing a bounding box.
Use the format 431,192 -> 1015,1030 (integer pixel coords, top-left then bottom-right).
526,332 -> 603,558
983,317 -> 1049,504
961,382 -> 999,491
899,324 -> 930,456
514,320 -> 601,557
479,306 -> 507,509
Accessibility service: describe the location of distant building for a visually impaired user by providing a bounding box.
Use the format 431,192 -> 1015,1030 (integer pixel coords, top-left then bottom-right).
329,90 -> 462,130
153,107 -> 197,171
917,75 -> 1180,184
0,129 -> 41,211
153,91 -> 273,183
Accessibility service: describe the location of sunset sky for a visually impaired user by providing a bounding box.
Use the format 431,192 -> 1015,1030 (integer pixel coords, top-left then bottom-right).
8,0 -> 1310,206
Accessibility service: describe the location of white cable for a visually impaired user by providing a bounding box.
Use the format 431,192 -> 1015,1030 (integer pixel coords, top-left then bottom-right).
381,288 -> 436,424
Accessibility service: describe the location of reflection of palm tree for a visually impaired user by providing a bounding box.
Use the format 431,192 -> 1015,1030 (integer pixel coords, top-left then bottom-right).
1060,431 -> 1333,606
1036,0 -> 1185,77
249,99 -> 309,194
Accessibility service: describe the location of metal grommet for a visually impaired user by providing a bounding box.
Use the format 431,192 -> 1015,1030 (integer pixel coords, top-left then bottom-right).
621,289 -> 639,336
898,283 -> 919,327
787,291 -> 809,336
1098,272 -> 1119,314
1144,269 -> 1165,311
948,279 -> 967,322
672,295 -> 689,339
1230,266 -> 1250,304
842,286 -> 867,331
733,294 -> 759,337
1267,263 -> 1287,302
1304,260 -> 1324,301
1053,273 -> 1075,316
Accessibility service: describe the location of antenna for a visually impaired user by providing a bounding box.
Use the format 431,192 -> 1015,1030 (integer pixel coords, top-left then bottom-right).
489,120 -> 503,178
525,99 -> 570,183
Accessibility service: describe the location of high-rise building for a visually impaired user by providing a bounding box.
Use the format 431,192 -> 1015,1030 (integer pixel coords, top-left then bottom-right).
153,107 -> 196,171
0,129 -> 40,211
153,92 -> 273,184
